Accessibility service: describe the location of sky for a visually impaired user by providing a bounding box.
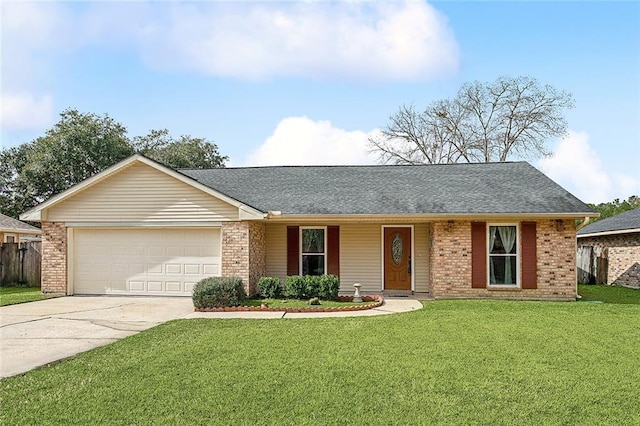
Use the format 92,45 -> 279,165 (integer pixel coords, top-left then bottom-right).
1,0 -> 639,205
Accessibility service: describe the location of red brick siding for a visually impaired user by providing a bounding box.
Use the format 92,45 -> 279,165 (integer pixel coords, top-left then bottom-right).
430,219 -> 576,300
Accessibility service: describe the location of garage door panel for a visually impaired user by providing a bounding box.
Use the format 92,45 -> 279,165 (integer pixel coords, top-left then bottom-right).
203,264 -> 219,275
73,228 -> 221,296
166,264 -> 182,274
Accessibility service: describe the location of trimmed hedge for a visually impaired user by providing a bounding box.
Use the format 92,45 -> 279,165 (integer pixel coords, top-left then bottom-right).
285,276 -> 307,299
258,277 -> 282,299
318,274 -> 340,300
284,274 -> 340,300
192,276 -> 246,309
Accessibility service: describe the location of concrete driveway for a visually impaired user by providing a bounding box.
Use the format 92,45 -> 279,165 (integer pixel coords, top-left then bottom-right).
0,296 -> 194,378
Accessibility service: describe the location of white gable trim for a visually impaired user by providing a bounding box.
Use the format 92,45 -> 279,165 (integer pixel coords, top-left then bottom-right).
20,154 -> 266,222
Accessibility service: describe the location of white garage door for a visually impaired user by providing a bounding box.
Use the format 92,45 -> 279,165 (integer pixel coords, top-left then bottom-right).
73,228 -> 221,296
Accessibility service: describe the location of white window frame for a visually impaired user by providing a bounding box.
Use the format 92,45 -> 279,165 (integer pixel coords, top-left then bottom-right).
299,226 -> 327,276
487,223 -> 520,288
4,233 -> 17,243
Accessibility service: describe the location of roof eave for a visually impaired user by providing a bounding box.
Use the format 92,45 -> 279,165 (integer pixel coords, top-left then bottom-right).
0,228 -> 42,234
577,228 -> 640,238
265,212 -> 597,222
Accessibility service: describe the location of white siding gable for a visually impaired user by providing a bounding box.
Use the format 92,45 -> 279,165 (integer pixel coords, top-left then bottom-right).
47,162 -> 239,222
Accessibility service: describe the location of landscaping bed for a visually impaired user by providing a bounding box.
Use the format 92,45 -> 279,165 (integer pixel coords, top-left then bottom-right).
195,295 -> 383,312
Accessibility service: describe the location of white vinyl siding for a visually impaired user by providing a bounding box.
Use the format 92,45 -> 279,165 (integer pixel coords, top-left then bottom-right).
48,162 -> 239,222
265,224 -> 287,281
340,224 -> 383,293
72,228 -> 221,296
413,223 -> 430,293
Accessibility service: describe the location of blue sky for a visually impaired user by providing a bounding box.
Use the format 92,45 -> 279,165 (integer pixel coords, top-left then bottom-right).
1,1 -> 638,204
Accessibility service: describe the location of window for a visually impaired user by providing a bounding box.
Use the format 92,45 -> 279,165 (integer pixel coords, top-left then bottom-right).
488,225 -> 518,286
4,234 -> 16,243
301,227 -> 325,276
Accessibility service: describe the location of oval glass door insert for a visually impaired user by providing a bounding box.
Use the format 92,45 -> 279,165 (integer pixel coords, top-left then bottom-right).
392,233 -> 403,264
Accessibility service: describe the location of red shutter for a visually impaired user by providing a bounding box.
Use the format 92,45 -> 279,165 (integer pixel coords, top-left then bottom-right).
521,222 -> 537,289
327,226 -> 340,276
287,226 -> 299,276
471,222 -> 487,288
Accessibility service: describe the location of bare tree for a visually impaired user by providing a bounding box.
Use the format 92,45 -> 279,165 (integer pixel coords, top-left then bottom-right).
369,76 -> 575,164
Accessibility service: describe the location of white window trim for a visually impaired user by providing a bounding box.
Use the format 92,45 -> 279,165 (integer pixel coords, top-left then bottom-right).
3,233 -> 17,243
299,226 -> 327,276
487,223 -> 520,288
380,225 -> 415,291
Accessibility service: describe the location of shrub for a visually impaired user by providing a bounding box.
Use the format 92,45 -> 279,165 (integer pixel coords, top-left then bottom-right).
305,275 -> 320,298
192,276 -> 246,309
319,274 -> 340,299
285,275 -> 307,299
285,275 -> 340,299
258,277 -> 282,299
309,297 -> 320,305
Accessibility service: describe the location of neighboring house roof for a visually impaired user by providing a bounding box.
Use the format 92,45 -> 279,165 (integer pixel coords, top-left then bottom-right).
180,161 -> 594,217
577,207 -> 640,237
0,213 -> 41,234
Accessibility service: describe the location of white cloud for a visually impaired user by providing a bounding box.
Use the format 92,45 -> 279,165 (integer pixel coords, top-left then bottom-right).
1,93 -> 54,130
537,131 -> 639,204
243,116 -> 379,166
139,1 -> 459,81
1,2 -> 70,87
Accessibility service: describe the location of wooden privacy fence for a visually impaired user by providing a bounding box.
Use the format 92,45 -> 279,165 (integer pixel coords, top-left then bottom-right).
577,245 -> 608,284
0,242 -> 41,287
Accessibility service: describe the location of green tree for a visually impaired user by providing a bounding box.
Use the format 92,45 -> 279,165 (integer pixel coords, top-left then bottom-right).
132,129 -> 228,169
588,196 -> 640,223
0,144 -> 34,218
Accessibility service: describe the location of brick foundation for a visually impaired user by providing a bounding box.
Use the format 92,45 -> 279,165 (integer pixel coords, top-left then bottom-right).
41,222 -> 67,294
578,233 -> 640,287
430,219 -> 577,300
221,221 -> 266,296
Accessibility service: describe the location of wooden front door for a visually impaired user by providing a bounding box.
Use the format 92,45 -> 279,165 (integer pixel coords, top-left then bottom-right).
384,227 -> 412,290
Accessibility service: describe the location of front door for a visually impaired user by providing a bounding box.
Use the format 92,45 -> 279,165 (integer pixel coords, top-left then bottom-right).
384,227 -> 412,290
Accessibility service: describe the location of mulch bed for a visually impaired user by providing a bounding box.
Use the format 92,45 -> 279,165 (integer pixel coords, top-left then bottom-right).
195,295 -> 384,313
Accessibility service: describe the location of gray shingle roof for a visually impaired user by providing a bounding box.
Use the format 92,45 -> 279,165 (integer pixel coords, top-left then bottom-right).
0,213 -> 41,233
577,207 -> 640,235
179,162 -> 593,216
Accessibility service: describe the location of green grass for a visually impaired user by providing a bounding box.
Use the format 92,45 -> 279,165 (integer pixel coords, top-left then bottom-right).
2,300 -> 639,425
578,284 -> 639,304
243,298 -> 375,308
0,287 -> 57,306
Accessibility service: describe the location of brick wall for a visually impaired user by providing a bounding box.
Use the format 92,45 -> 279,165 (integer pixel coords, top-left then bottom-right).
41,222 -> 67,294
430,219 -> 577,300
578,233 -> 640,287
248,222 -> 266,294
221,221 -> 266,296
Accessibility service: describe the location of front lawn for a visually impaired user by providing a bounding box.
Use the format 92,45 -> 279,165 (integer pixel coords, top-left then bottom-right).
0,287 -> 57,307
2,300 -> 639,424
578,283 -> 639,304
